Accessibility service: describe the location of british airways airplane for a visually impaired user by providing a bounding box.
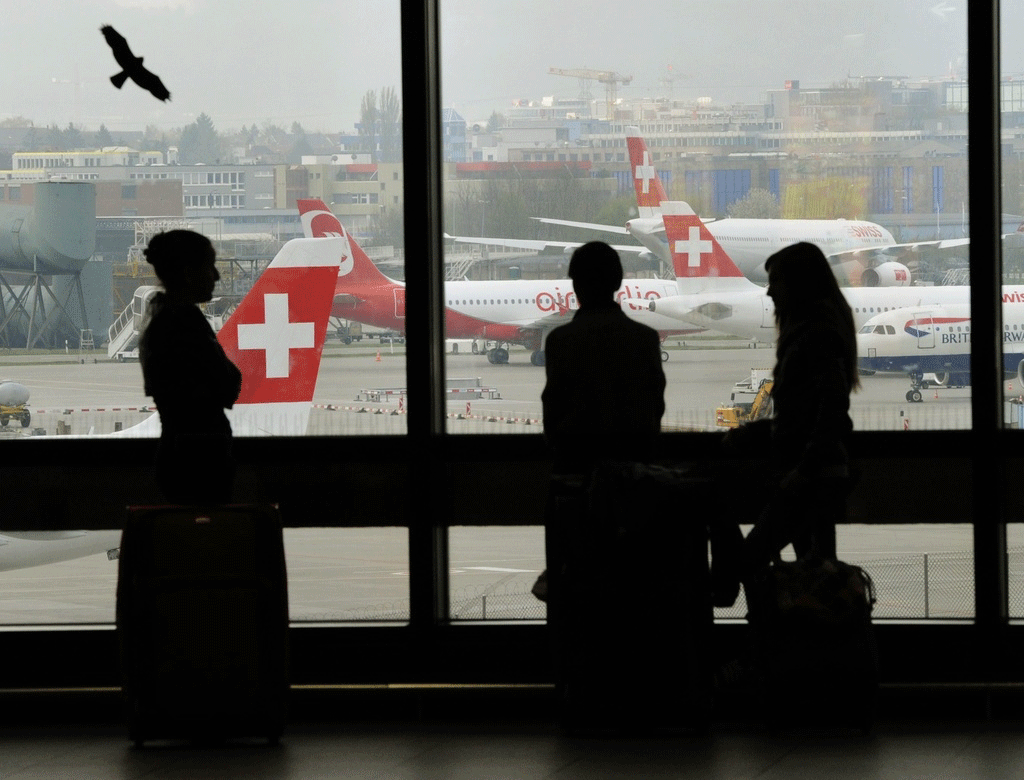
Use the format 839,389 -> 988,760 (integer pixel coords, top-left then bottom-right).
857,304 -> 1024,401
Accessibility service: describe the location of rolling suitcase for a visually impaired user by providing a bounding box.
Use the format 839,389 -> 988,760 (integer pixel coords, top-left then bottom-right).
548,462 -> 731,733
117,504 -> 289,745
746,554 -> 878,732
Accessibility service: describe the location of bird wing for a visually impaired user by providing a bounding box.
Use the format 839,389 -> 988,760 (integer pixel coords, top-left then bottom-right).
131,66 -> 171,102
100,25 -> 137,71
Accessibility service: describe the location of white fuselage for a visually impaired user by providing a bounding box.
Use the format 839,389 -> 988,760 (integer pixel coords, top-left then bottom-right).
626,216 -> 896,284
441,277 -> 688,337
651,283 -> 1024,344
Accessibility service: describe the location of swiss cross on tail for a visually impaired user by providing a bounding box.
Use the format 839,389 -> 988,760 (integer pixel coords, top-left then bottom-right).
661,201 -> 745,281
217,238 -> 341,406
626,126 -> 668,215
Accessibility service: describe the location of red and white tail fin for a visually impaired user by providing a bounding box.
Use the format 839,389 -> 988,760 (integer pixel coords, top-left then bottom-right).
297,198 -> 393,287
626,126 -> 668,217
217,236 -> 341,436
661,201 -> 759,295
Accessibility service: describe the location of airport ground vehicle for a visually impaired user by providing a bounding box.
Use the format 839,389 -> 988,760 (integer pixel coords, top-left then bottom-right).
0,404 -> 31,428
337,322 -> 363,344
716,369 -> 774,428
0,380 -> 31,427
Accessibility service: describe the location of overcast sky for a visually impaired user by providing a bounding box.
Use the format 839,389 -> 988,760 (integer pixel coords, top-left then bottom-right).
2,0 -> 1008,135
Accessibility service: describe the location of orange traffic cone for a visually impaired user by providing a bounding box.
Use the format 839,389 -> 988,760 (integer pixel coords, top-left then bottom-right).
376,351 -> 381,362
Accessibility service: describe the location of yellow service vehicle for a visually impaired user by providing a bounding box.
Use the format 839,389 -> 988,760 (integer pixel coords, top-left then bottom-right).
0,380 -> 31,428
715,369 -> 774,428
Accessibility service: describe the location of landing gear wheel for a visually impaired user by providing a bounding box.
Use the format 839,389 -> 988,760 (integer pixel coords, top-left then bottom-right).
661,350 -> 669,362
493,347 -> 509,364
19,412 -> 30,428
530,350 -> 545,367
0,415 -> 7,427
910,390 -> 923,403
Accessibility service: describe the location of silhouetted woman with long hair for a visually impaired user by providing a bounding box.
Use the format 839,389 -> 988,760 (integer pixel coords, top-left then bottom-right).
139,230 -> 241,504
727,242 -> 859,573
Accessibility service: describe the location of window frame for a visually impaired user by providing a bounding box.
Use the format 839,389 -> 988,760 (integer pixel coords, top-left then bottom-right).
0,0 -> 1020,692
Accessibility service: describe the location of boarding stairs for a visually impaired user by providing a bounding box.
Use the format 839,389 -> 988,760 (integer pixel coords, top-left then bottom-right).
107,286 -> 160,359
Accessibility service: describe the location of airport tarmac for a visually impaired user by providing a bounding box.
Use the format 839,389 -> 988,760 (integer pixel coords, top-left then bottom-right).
0,337 -> 988,437
0,339 -> 1014,625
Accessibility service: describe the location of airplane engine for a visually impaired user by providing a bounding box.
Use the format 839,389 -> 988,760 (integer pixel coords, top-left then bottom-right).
860,261 -> 912,288
1018,359 -> 1024,387
932,371 -> 971,388
0,381 -> 30,406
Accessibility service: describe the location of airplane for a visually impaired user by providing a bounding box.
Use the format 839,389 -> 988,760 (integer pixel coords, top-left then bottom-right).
856,304 -> 1024,401
645,200 -> 1024,344
0,235 -> 341,572
298,198 -> 699,366
451,127 -> 930,287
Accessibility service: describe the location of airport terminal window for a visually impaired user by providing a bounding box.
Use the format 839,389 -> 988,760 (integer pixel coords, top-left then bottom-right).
448,527 -> 546,621
0,0 -> 1016,645
1,2 -> 407,440
440,0 -> 977,434
0,528 -> 411,626
0,1 -> 407,625
715,524 -> 976,621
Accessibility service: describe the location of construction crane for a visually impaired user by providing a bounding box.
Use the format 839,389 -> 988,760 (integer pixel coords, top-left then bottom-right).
548,67 -> 633,120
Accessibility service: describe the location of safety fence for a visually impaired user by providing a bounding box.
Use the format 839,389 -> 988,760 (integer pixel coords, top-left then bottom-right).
446,549 -> 1018,623
287,549 -> 1024,623
4,402 -> 976,438
301,404 -> 977,437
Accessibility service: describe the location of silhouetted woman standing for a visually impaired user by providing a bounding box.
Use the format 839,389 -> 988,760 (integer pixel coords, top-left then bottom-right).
727,242 -> 859,572
139,230 -> 241,504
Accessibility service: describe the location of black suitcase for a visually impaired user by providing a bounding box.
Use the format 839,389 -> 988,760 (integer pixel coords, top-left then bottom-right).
117,504 -> 289,745
547,462 -> 728,733
746,555 -> 878,732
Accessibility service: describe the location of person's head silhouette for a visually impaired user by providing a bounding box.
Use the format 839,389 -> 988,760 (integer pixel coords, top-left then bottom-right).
764,241 -> 843,326
145,230 -> 219,304
568,242 -> 623,308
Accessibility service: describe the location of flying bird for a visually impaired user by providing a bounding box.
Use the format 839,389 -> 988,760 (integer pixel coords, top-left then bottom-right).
100,25 -> 171,102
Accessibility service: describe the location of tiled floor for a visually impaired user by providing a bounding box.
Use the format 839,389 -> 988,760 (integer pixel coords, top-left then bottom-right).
3,717 -> 1024,779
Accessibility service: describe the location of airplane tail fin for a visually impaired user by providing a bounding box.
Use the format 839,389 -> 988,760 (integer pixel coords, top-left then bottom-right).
626,126 -> 668,217
661,201 -> 760,295
297,199 -> 393,288
217,237 -> 342,436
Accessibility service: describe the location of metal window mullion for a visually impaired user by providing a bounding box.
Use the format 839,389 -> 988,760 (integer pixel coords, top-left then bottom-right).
402,0 -> 450,631
968,0 -> 1008,629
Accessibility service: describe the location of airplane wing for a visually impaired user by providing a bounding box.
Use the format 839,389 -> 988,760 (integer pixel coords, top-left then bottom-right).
444,233 -> 646,256
827,237 -> 971,262
532,216 -> 715,232
530,217 -> 630,235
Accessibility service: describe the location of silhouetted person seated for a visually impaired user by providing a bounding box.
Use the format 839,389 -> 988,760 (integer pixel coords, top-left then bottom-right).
542,241 -> 666,470
725,242 -> 859,576
139,230 -> 242,505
